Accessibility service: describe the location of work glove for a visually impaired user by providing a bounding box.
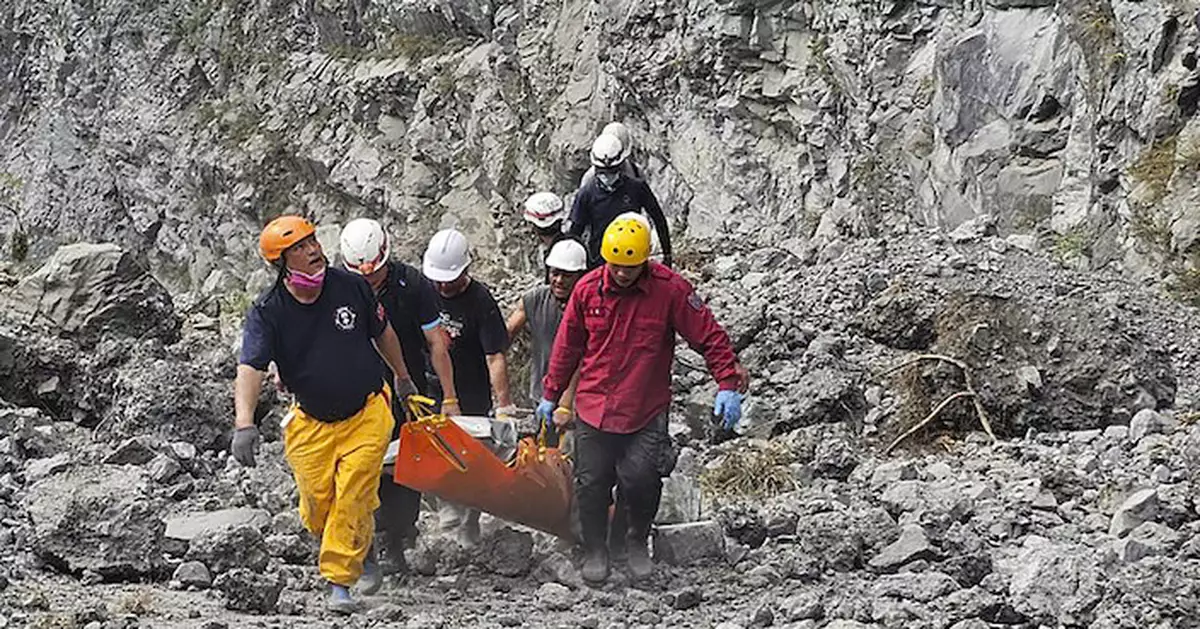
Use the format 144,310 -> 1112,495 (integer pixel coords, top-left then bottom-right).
713,390 -> 743,431
495,404 -> 519,421
535,398 -> 556,433
393,377 -> 418,400
231,426 -> 260,468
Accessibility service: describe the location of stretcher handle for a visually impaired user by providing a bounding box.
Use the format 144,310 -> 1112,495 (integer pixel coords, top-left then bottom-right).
405,394 -> 469,472
536,418 -> 567,449
406,394 -> 440,421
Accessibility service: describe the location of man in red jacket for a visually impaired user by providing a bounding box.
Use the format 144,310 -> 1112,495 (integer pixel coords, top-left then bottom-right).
537,217 -> 749,584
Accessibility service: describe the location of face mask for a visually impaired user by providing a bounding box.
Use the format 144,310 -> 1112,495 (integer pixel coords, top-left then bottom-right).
597,172 -> 620,190
287,267 -> 326,290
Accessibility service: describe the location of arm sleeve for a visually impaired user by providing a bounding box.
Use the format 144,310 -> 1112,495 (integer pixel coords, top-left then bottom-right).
542,288 -> 588,402
640,181 -> 672,260
669,278 -> 739,390
238,306 -> 274,370
478,288 -> 510,355
415,276 -> 442,331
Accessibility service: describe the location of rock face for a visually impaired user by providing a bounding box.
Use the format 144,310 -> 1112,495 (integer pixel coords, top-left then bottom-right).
5,0 -> 1200,295
5,244 -> 178,342
24,465 -> 166,580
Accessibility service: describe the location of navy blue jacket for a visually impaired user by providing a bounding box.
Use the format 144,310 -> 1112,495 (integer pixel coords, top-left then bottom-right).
568,177 -> 672,267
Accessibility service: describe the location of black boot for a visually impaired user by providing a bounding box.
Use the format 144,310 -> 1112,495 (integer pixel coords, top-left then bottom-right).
626,519 -> 653,581
581,544 -> 610,584
608,499 -> 629,564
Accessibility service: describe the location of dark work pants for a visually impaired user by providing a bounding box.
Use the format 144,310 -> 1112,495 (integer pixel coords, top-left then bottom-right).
374,385 -> 429,561
376,473 -> 421,556
574,413 -> 670,550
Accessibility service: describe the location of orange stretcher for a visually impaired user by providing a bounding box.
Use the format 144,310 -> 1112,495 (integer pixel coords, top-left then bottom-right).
392,396 -> 576,541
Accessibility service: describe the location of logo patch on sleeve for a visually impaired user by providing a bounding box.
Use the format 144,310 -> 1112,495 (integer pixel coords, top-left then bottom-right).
687,292 -> 706,311
376,303 -> 386,322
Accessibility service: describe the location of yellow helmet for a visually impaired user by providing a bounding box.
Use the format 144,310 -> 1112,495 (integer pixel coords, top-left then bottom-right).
600,217 -> 651,266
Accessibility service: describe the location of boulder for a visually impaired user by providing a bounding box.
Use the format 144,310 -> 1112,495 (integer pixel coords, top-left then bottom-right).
872,571 -> 961,602
654,521 -> 726,566
5,243 -> 178,342
24,465 -> 166,580
164,508 -> 271,542
172,561 -> 213,588
1110,489 -> 1159,538
186,525 -> 270,574
1005,537 -> 1102,625
869,524 -> 937,572
1128,409 -> 1177,442
213,568 -> 284,613
479,527 -> 533,577
536,582 -> 573,612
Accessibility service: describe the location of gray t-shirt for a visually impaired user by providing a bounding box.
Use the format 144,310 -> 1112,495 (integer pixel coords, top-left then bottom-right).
523,286 -> 564,402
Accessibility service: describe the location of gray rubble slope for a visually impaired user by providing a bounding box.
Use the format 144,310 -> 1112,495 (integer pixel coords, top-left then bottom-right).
0,230 -> 1197,628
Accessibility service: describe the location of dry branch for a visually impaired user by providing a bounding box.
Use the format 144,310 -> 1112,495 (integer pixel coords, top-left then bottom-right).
880,353 -> 998,453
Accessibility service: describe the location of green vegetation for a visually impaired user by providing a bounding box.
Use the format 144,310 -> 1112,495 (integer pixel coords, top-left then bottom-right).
1052,228 -> 1091,262
1127,135 -> 1177,205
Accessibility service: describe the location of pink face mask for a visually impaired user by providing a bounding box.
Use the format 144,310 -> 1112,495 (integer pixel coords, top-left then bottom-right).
287,267 -> 326,290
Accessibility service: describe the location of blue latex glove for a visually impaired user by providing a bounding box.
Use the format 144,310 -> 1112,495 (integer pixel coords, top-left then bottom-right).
713,390 -> 743,431
535,398 -> 556,432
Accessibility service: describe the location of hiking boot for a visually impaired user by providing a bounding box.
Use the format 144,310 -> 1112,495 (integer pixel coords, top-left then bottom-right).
327,583 -> 358,615
358,551 -> 382,595
581,546 -> 610,585
608,530 -> 628,565
626,536 -> 653,581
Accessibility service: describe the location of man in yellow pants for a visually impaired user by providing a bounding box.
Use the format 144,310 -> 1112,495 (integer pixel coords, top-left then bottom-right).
231,216 -> 419,614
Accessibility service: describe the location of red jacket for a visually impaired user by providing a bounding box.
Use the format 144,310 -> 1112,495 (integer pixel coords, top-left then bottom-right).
542,262 -> 740,434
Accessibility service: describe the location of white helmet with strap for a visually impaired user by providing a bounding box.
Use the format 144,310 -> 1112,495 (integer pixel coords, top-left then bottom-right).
523,192 -> 566,228
590,134 -> 625,169
340,218 -> 389,275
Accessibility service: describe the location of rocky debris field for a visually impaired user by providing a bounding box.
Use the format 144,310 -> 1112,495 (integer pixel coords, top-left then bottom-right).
0,223 -> 1198,629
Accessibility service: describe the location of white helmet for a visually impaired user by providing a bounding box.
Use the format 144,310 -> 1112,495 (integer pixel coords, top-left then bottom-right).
423,229 -> 471,282
523,192 -> 566,229
545,239 -> 588,272
590,134 -> 625,169
340,218 -> 389,275
601,122 -> 632,161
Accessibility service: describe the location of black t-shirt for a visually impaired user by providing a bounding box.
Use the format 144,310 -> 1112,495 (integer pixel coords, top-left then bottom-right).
435,279 -> 508,415
240,268 -> 388,421
377,261 -> 442,394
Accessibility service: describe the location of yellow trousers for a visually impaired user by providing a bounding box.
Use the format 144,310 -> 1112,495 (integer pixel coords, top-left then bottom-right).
283,389 -> 394,586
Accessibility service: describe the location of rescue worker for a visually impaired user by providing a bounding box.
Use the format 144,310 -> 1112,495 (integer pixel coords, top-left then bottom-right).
505,238 -> 589,444
569,134 -> 672,269
422,228 -> 516,546
537,217 -> 748,584
579,122 -> 643,188
339,218 -> 461,572
523,191 -> 568,248
232,216 -> 419,613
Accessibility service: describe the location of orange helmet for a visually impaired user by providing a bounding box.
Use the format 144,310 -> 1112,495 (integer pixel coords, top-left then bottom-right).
259,216 -> 316,262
